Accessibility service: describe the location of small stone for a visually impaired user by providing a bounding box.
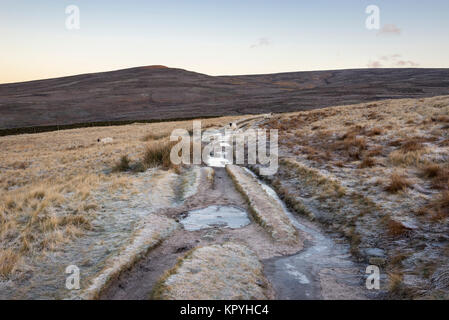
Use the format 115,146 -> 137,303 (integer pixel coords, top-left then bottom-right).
364,248 -> 386,258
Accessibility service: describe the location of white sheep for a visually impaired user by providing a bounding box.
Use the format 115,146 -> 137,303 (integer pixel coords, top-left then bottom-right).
264,113 -> 273,119
229,122 -> 237,130
97,137 -> 114,144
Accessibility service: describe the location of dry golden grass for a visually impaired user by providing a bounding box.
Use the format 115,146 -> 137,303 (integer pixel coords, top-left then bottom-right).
359,157 -> 376,168
420,163 -> 443,179
273,95 -> 448,172
400,139 -> 425,153
435,191 -> 449,216
433,115 -> 449,122
364,145 -> 384,157
388,149 -> 428,167
142,140 -> 177,169
385,218 -> 410,237
0,248 -> 20,277
390,251 -> 410,268
385,173 -> 412,193
366,127 -> 383,136
141,132 -> 169,142
419,163 -> 449,190
0,115 -> 242,277
112,155 -> 131,172
388,272 -> 404,294
431,168 -> 449,190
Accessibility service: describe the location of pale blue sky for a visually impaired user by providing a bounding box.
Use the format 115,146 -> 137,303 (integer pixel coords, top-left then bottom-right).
1,0 -> 448,83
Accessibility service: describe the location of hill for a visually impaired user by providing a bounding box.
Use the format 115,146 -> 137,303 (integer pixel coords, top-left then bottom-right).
1,66 -> 449,131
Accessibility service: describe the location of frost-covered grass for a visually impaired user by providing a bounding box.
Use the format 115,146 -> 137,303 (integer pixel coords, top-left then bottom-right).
0,115 -> 242,297
79,215 -> 179,300
259,95 -> 449,299
226,165 -> 298,245
152,242 -> 270,300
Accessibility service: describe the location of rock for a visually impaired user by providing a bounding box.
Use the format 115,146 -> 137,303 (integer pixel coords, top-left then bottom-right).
364,248 -> 386,258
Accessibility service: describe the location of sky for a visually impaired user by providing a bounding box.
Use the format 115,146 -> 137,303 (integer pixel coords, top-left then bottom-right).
1,0 -> 449,84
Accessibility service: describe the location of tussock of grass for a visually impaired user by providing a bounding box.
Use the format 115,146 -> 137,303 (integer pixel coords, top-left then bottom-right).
420,163 -> 442,178
390,251 -> 410,268
400,139 -> 425,153
431,168 -> 449,190
366,127 -> 383,136
348,227 -> 362,257
416,192 -> 449,221
0,248 -> 20,277
143,140 -> 177,169
359,157 -> 376,168
340,126 -> 364,140
433,115 -> 449,123
389,148 -> 428,167
365,145 -> 384,157
385,173 -> 412,193
385,218 -> 410,237
387,271 -> 416,299
349,137 -> 368,151
388,272 -> 404,294
435,191 -> 449,216
419,163 -> 449,190
112,155 -> 131,172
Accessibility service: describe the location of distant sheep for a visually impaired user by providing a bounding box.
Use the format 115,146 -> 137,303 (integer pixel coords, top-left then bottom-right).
264,113 -> 273,119
229,122 -> 237,130
97,137 -> 114,144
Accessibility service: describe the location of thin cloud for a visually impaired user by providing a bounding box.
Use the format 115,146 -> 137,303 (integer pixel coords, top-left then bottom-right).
396,60 -> 419,67
367,61 -> 383,68
368,54 -> 419,68
377,24 -> 401,36
250,37 -> 271,49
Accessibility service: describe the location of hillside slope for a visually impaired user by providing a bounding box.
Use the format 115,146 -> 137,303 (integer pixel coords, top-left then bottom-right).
1,66 -> 449,130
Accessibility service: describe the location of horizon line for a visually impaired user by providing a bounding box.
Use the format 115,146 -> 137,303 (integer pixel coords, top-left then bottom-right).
2,65 -> 448,86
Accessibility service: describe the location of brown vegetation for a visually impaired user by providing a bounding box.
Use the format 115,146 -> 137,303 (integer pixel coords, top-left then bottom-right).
143,140 -> 177,169
112,155 -> 131,172
385,173 -> 412,193
260,95 -> 449,299
385,218 -> 410,237
0,115 -> 241,278
359,157 -> 376,168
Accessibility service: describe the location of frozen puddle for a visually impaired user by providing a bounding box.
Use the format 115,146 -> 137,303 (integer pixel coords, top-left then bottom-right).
180,205 -> 251,231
